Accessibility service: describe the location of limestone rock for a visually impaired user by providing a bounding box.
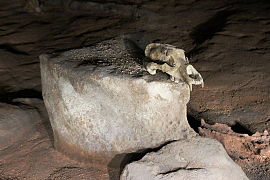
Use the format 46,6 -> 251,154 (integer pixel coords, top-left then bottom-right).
40,38 -> 195,164
0,98 -> 45,150
121,137 -> 249,180
0,0 -> 269,134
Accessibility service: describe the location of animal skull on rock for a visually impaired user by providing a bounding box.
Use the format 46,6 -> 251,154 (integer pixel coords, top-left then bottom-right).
145,43 -> 204,91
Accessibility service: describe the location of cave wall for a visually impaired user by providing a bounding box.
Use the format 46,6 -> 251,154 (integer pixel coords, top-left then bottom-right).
0,0 -> 269,132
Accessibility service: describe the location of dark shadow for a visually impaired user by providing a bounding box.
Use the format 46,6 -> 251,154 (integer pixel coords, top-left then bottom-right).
40,111 -> 55,145
107,140 -> 177,180
187,114 -> 201,133
190,10 -> 236,45
123,38 -> 146,65
76,58 -> 112,67
187,9 -> 236,58
231,122 -> 252,135
0,89 -> 42,104
0,43 -> 30,55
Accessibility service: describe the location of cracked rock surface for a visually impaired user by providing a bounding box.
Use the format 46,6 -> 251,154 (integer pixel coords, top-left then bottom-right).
121,137 -> 248,180
40,37 -> 194,164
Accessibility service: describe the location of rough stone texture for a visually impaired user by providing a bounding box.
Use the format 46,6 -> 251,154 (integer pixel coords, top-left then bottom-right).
0,0 -> 269,133
121,137 -> 248,180
0,99 -> 110,180
40,38 -> 194,164
0,102 -> 251,180
0,101 -> 41,150
0,0 -> 269,179
187,3 -> 270,133
199,120 -> 270,180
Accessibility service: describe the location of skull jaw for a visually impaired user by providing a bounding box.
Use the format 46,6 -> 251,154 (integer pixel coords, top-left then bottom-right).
146,62 -> 204,91
144,43 -> 204,91
146,63 -> 157,75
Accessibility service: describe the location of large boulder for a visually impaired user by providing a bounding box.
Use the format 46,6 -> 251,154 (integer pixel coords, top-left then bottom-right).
121,137 -> 248,180
40,38 -> 195,164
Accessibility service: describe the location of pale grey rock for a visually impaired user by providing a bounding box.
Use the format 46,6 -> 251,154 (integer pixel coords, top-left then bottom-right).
0,98 -> 45,151
121,137 -> 249,180
40,38 -> 195,163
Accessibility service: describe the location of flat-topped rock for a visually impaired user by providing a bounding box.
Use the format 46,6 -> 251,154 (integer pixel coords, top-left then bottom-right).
57,38 -> 145,76
40,38 -> 194,164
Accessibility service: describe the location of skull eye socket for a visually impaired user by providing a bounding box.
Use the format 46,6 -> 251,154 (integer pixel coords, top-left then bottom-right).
186,65 -> 200,80
189,74 -> 199,79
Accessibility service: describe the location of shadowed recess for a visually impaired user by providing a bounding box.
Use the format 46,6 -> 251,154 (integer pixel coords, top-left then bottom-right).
0,44 -> 30,55
187,114 -> 201,133
190,10 -> 235,45
0,89 -> 43,103
231,122 -> 252,135
108,140 -> 177,179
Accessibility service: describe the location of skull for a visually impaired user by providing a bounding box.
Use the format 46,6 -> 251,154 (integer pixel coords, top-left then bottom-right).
145,43 -> 204,91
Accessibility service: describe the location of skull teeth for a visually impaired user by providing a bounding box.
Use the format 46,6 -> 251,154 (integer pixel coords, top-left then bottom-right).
145,43 -> 204,91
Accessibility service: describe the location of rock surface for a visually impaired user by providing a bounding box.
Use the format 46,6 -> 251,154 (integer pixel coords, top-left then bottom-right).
199,120 -> 270,180
0,0 -> 269,133
0,99 -> 110,180
0,98 -> 47,151
0,99 -> 256,180
0,0 -> 269,179
188,2 -> 270,133
40,38 -> 194,164
121,137 -> 248,180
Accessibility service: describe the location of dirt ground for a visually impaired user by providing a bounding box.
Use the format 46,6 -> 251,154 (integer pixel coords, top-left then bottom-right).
0,99 -> 269,180
199,120 -> 270,180
0,100 -> 111,180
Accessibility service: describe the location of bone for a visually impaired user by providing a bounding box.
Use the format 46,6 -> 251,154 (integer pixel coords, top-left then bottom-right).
145,43 -> 204,91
